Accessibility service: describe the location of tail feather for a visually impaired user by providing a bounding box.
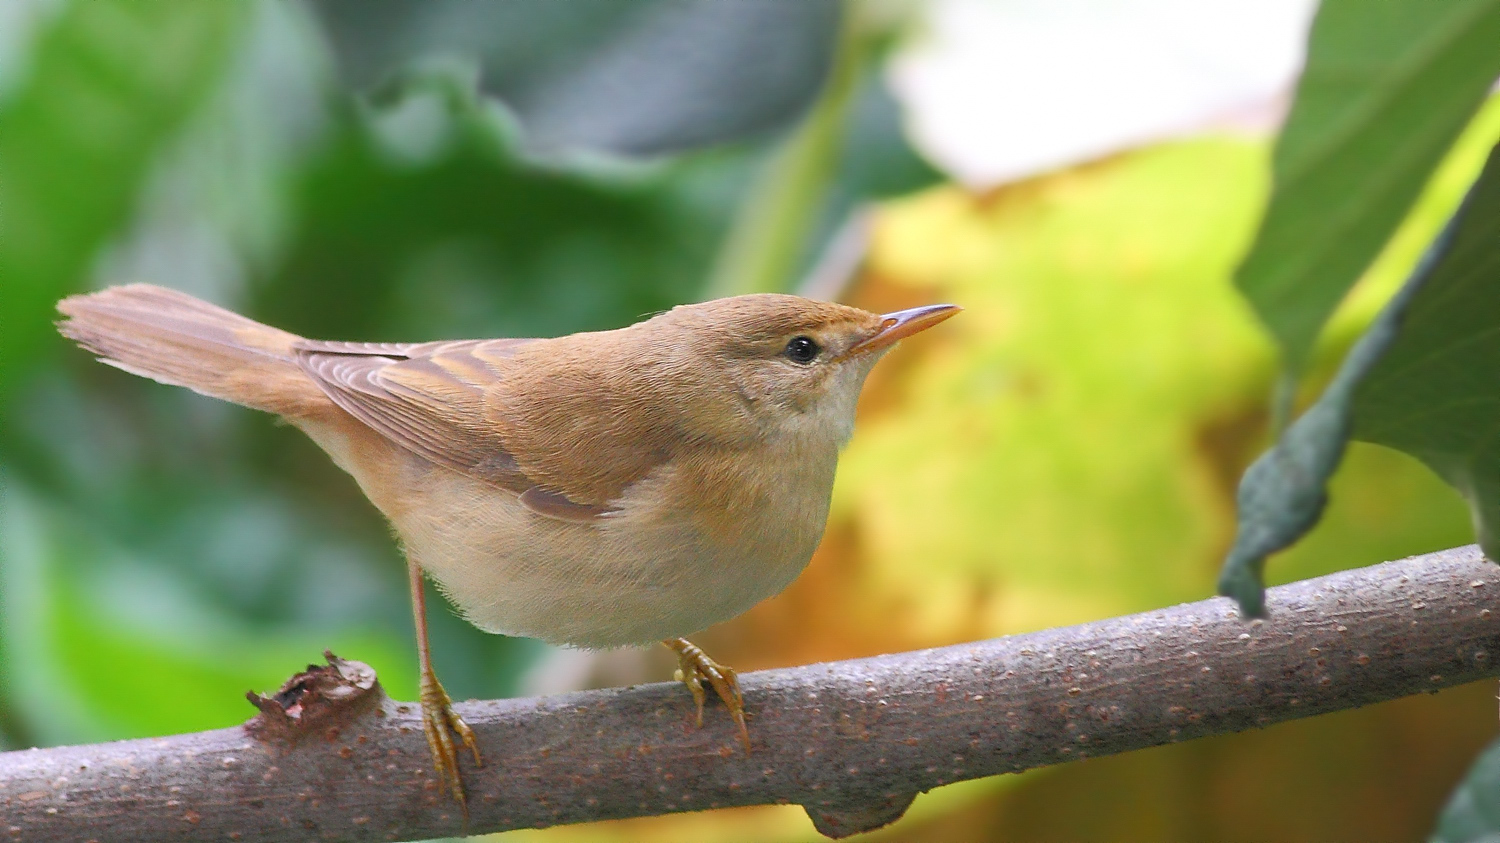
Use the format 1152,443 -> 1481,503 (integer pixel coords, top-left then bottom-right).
57,284 -> 330,418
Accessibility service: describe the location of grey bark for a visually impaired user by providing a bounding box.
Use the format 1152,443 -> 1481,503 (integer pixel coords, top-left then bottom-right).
2,545 -> 1498,842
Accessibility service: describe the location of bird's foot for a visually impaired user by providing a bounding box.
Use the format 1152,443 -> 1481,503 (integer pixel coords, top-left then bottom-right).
664,637 -> 750,751
419,673 -> 481,808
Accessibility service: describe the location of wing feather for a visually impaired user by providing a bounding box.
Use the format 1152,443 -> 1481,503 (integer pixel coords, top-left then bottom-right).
293,337 -> 614,521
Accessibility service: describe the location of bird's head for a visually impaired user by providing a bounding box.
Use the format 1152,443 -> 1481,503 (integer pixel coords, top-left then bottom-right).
652,294 -> 960,446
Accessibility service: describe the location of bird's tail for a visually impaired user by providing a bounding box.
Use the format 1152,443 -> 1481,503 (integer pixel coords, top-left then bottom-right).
57,284 -> 329,418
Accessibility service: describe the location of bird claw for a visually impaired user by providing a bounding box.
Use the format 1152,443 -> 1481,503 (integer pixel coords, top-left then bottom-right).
420,674 -> 481,809
665,638 -> 750,751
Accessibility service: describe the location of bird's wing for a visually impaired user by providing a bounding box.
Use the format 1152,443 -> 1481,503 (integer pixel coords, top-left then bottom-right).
293,337 -> 614,522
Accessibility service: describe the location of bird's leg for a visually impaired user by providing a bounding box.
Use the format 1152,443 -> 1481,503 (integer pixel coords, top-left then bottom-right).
663,637 -> 750,751
409,560 -> 481,807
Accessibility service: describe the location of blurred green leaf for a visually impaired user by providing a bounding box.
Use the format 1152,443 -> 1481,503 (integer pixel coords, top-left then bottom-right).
312,0 -> 840,158
1219,140 -> 1500,616
831,68 -> 943,210
48,571 -> 417,741
316,0 -> 936,300
1432,736 -> 1500,843
708,14 -> 942,297
1,481 -> 420,743
255,111 -> 728,340
0,0 -> 247,399
1235,0 -> 1500,375
707,11 -> 861,296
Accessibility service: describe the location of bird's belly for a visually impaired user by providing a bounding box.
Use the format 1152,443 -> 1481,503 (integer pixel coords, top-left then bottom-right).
390,465 -> 825,649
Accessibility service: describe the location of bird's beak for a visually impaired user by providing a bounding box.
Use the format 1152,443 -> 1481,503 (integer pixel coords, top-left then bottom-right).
843,303 -> 962,358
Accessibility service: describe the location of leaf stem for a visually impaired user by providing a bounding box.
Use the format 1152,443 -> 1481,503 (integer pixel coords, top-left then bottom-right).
706,1 -> 867,297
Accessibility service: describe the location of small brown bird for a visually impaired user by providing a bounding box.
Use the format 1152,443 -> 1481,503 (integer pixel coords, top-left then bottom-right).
56,284 -> 959,804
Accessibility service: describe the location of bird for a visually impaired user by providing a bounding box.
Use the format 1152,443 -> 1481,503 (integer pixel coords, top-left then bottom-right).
56,283 -> 960,806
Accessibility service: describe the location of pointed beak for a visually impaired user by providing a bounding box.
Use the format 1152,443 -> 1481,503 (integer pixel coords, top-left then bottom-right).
843,303 -> 962,358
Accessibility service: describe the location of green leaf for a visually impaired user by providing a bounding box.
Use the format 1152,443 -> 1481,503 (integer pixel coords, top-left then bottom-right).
1432,735 -> 1500,843
1353,142 -> 1500,558
1235,0 -> 1500,374
312,0 -> 841,157
0,0 -> 247,398
1217,227 -> 1439,615
1218,140 -> 1500,616
256,114 -> 725,341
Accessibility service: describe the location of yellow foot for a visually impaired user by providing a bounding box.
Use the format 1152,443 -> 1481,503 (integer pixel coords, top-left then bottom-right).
664,637 -> 750,751
420,674 -> 482,808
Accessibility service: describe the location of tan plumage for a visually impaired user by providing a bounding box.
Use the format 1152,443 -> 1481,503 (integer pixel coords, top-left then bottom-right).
56,282 -> 959,804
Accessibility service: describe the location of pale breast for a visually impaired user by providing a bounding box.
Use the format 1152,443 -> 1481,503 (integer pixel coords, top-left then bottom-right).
300,416 -> 839,649
395,444 -> 834,648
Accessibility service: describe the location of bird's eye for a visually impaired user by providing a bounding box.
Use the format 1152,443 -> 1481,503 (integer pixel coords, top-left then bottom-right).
784,336 -> 821,364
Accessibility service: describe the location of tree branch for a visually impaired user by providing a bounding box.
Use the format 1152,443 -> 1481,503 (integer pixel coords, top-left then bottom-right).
3,545 -> 1498,842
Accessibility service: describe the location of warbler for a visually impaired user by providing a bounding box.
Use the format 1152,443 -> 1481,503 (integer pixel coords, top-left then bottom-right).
57,284 -> 959,805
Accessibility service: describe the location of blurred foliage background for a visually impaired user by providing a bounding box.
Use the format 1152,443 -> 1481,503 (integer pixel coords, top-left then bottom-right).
2,1 -> 1499,841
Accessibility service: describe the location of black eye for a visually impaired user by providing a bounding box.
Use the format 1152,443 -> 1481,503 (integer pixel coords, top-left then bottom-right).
784,336 -> 821,364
